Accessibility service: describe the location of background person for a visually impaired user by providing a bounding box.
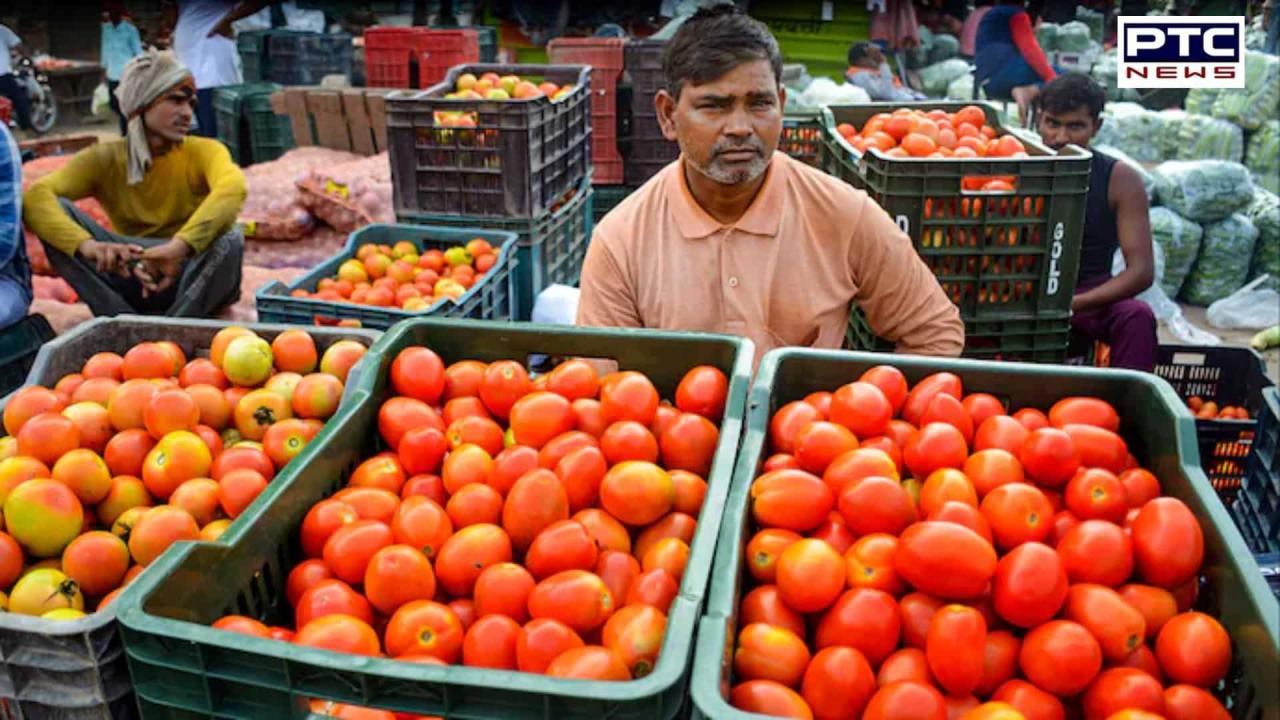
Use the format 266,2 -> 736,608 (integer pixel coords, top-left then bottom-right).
102,0 -> 145,135
975,0 -> 1059,121
0,21 -> 32,134
0,122 -> 29,329
846,41 -> 926,102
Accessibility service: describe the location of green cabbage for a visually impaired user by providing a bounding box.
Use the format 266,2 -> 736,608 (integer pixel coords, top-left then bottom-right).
947,73 -> 976,101
1246,189 -> 1279,288
1246,120 -> 1279,194
1185,87 -> 1221,115
1153,160 -> 1255,222
918,59 -> 972,97
1149,207 -> 1203,297
1056,21 -> 1093,52
1181,213 -> 1259,305
1210,52 -> 1280,130
1037,22 -> 1059,52
928,34 -> 960,65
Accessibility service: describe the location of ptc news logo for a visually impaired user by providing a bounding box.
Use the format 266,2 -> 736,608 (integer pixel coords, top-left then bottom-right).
1117,16 -> 1246,89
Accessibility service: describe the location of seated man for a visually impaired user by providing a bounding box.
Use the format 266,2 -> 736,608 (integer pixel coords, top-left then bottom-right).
846,42 -> 926,102
23,50 -> 245,317
1,123 -> 31,329
1036,74 -> 1157,371
578,6 -> 964,365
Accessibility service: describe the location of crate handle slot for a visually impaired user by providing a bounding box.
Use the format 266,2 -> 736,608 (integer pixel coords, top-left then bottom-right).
960,175 -> 1019,193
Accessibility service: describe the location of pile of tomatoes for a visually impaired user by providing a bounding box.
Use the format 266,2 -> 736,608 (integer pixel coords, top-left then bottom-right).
291,239 -> 501,312
836,105 -> 1029,161
727,367 -> 1232,720
0,328 -> 366,619
210,346 -> 731,715
1186,397 -> 1251,420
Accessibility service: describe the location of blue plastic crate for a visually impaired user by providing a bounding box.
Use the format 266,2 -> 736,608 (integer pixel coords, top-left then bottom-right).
255,224 -> 518,329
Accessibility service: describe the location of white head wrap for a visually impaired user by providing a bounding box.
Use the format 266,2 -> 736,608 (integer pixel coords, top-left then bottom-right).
114,50 -> 195,185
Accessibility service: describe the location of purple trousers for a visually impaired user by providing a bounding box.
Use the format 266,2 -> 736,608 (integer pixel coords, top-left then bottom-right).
1071,276 -> 1158,372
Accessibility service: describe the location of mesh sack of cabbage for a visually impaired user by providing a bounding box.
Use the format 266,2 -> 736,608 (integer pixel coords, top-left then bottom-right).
1153,160 -> 1255,223
1175,113 -> 1244,163
1184,87 -> 1221,116
1036,22 -> 1059,52
1055,21 -> 1094,52
1094,103 -> 1163,163
1246,120 -> 1279,194
295,153 -> 394,234
1148,207 -> 1203,298
1246,188 -> 1280,289
918,59 -> 972,97
1180,212 -> 1259,305
927,34 -> 960,65
946,73 -> 977,101
1210,51 -> 1280,131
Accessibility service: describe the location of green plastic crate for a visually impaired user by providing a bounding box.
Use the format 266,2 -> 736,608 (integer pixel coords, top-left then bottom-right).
592,183 -> 636,223
846,304 -> 1071,364
0,315 -> 378,720
398,177 -> 593,321
779,112 -> 822,167
255,223 -> 519,328
116,318 -> 754,720
237,29 -> 271,83
245,91 -> 295,164
213,82 -> 284,166
690,348 -> 1280,719
819,101 -> 1092,322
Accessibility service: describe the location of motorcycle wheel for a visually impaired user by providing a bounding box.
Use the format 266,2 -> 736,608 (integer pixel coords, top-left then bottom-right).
31,86 -> 57,134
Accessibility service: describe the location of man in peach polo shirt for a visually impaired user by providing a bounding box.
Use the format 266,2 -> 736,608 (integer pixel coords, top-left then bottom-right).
577,5 -> 964,364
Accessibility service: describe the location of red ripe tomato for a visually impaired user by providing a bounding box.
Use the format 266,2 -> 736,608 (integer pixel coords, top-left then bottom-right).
1163,684 -> 1231,720
472,562 -> 536,623
741,584 -> 806,638
878,648 -> 933,686
769,401 -> 823,454
1117,644 -> 1164,682
976,630 -> 1021,696
734,622 -> 811,687
928,501 -> 994,544
527,569 -> 615,635
1117,584 -> 1178,640
479,360 -> 533,420
626,568 -> 678,613
824,447 -> 900,495
829,381 -> 893,438
980,482 -> 1055,550
1049,397 -> 1121,432
963,448 -> 1025,497
600,371 -> 660,427
1064,583 -> 1147,662
377,397 -> 443,450
461,614 -> 520,670
1118,468 -> 1161,508
895,522 -> 997,600
516,618 -> 585,674
1020,428 -> 1081,487
1081,668 -> 1166,719
295,615 -> 380,657
390,347 -> 445,404
1058,519 -> 1133,586
859,365 -> 909,415
399,425 -> 449,476
809,512 -> 855,554
323,519 -> 394,585
899,592 -> 945,649
793,421 -> 859,474
300,499 -> 359,558
730,680 -> 816,718
991,679 -> 1066,720
286,558 -> 334,607
918,468 -> 977,517
1065,468 -> 1129,523
992,542 -> 1068,628
1019,620 -> 1103,697
1155,612 -> 1231,688
1062,424 -> 1129,474
920,393 -> 974,444
962,393 -> 1006,429
926,604 -> 986,697
974,416 -> 1030,455
838,475 -> 918,537
801,646 -> 876,720
862,681 -> 947,720
776,539 -> 844,613
675,365 -> 729,420
814,588 -> 901,666
805,391 -> 833,417
508,391 -> 575,449
545,359 -> 600,402
902,372 -> 963,427
903,423 -> 968,479
294,579 -> 373,628
751,469 -> 833,532
844,532 -> 903,594
659,412 -> 719,477
1013,408 -> 1050,430
1130,498 -> 1204,589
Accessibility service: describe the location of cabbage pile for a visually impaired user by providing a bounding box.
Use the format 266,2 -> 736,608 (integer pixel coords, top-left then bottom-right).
1181,213 -> 1259,305
1154,160 -> 1255,222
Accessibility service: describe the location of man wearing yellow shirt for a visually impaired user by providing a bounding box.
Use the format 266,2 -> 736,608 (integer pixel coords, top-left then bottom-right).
24,50 -> 246,317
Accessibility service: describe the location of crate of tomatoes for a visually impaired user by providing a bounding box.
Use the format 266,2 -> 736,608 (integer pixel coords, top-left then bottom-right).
113,318 -> 753,719
691,348 -> 1278,720
1154,344 -> 1275,502
820,102 -> 1092,324
255,223 -> 519,329
0,316 -> 376,720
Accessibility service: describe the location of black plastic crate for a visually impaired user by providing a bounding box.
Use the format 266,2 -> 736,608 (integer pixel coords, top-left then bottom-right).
1251,386 -> 1280,493
0,314 -> 53,399
386,63 -> 592,218
819,102 -> 1092,321
399,177 -> 593,321
236,29 -> 271,83
266,32 -> 353,85
779,112 -> 822,166
622,39 -> 678,186
1155,345 -> 1275,500
846,304 -> 1071,364
255,223 -> 519,328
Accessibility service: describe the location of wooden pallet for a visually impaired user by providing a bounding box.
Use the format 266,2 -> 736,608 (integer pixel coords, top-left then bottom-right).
269,87 -> 393,156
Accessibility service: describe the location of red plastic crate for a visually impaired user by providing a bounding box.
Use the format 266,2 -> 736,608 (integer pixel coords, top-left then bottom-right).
418,29 -> 480,89
0,96 -> 10,125
364,45 -> 412,87
548,37 -> 625,184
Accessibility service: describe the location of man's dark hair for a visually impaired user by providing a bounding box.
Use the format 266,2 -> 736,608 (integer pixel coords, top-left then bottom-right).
848,41 -> 877,67
662,4 -> 783,99
1038,72 -> 1107,119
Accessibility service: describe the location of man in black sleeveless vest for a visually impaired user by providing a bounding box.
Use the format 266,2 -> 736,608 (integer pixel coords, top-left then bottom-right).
1036,74 -> 1158,372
